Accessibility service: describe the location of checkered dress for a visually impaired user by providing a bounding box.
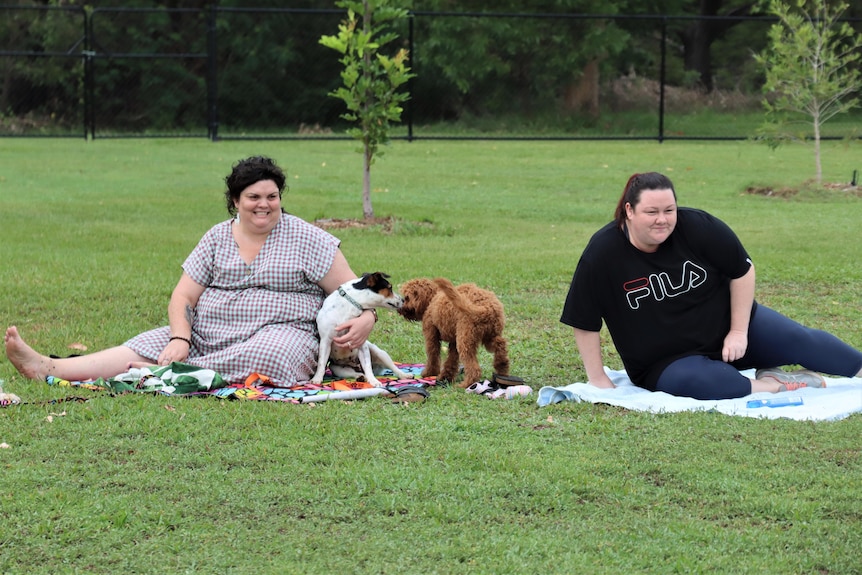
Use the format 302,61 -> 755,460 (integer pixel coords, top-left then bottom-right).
125,213 -> 339,386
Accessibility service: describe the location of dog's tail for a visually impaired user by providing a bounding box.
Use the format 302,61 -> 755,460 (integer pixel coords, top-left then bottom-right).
432,277 -> 485,317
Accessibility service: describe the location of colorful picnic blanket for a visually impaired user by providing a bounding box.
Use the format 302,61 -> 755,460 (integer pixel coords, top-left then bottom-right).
45,362 -> 435,404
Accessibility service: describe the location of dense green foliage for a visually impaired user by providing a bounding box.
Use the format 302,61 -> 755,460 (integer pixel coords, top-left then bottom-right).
1,137 -> 861,573
6,0 -> 860,137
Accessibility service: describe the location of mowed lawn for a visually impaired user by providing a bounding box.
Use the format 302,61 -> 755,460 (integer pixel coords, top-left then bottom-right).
1,137 -> 861,574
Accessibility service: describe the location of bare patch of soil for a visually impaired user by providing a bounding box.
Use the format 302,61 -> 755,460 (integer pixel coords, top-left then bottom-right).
607,73 -> 761,113
314,216 -> 397,232
745,185 -> 800,198
314,216 -> 439,235
822,182 -> 862,195
746,182 -> 862,198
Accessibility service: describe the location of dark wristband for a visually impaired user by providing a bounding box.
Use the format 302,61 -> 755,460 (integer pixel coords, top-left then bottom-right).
169,336 -> 192,346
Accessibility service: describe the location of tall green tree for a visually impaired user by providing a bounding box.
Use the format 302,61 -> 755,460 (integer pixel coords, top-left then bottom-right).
755,0 -> 862,184
411,0 -> 632,121
320,0 -> 414,219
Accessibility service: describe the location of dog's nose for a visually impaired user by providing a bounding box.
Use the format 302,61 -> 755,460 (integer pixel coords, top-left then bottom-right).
391,295 -> 404,309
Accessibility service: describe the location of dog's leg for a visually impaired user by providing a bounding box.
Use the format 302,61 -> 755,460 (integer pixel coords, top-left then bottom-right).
440,340 -> 462,383
310,338 -> 332,384
356,345 -> 384,387
421,325 -> 442,378
330,364 -> 362,380
488,336 -> 510,376
454,329 -> 482,387
367,342 -> 413,380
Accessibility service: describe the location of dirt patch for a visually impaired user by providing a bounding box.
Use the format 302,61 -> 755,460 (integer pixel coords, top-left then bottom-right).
745,185 -> 800,198
746,182 -> 862,198
314,216 -> 440,236
823,182 -> 862,195
314,216 -> 397,232
606,73 -> 761,113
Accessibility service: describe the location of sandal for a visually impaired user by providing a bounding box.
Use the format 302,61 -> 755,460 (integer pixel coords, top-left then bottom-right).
390,385 -> 429,404
465,380 -> 496,395
492,373 -> 526,387
487,385 -> 532,400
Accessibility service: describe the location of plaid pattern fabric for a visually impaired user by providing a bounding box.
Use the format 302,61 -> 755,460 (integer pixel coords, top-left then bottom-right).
125,214 -> 339,386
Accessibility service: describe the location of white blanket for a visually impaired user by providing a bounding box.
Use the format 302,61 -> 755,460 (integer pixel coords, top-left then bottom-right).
537,367 -> 862,421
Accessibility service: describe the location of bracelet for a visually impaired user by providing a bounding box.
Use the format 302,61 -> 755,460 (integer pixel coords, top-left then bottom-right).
169,336 -> 192,346
366,309 -> 378,323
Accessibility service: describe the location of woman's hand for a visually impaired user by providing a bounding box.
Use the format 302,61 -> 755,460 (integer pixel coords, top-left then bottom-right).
158,339 -> 191,366
332,310 -> 376,350
722,329 -> 748,363
573,328 -> 616,389
588,372 -> 617,389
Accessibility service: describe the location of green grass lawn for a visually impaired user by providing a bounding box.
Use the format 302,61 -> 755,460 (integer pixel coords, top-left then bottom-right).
1,137 -> 861,574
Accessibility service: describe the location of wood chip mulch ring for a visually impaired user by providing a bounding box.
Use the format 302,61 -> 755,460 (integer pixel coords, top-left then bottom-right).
745,182 -> 861,198
313,216 -> 396,232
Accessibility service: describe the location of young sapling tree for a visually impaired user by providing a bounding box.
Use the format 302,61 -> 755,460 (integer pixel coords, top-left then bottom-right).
320,0 -> 414,219
755,0 -> 862,184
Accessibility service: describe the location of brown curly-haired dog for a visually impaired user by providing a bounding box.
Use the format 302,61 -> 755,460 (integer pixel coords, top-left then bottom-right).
398,277 -> 510,387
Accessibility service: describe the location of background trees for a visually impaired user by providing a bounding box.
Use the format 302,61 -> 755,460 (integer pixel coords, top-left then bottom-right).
0,3 -> 85,131
3,0 -> 860,139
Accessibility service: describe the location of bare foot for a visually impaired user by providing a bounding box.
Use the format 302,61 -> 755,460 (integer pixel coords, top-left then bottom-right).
4,326 -> 52,380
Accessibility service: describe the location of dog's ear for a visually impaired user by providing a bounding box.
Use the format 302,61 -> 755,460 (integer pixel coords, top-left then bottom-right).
353,272 -> 392,292
367,272 -> 393,292
352,273 -> 372,290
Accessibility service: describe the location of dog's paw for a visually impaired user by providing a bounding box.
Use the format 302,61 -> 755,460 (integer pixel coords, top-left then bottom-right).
439,371 -> 459,383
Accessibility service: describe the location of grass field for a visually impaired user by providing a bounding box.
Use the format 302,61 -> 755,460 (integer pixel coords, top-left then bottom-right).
1,137 -> 861,574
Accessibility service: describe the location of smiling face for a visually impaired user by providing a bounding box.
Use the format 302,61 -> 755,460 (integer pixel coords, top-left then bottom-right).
234,179 -> 282,233
625,188 -> 677,253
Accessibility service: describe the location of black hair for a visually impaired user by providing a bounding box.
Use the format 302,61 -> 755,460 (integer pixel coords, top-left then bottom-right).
224,156 -> 287,216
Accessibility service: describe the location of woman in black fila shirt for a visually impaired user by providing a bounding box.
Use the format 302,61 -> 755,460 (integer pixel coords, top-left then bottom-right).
561,172 -> 862,400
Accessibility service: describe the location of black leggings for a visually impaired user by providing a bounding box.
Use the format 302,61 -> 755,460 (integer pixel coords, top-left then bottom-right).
656,305 -> 862,400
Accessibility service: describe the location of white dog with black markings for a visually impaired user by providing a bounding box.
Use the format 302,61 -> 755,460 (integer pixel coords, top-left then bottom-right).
311,272 -> 413,387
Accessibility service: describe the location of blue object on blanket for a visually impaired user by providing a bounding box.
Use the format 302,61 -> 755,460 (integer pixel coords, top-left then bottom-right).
746,396 -> 803,408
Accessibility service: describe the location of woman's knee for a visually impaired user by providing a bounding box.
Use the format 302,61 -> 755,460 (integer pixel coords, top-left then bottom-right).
657,356 -> 750,400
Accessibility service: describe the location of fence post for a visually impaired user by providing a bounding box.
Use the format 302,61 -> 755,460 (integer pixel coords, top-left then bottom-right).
84,8 -> 94,140
407,12 -> 414,142
207,4 -> 218,141
658,16 -> 667,144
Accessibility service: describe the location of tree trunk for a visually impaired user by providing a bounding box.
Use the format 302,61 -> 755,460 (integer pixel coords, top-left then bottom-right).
682,19 -> 714,91
679,0 -> 759,92
562,59 -> 600,117
0,61 -> 11,114
813,115 -> 822,185
361,0 -> 374,220
363,146 -> 374,219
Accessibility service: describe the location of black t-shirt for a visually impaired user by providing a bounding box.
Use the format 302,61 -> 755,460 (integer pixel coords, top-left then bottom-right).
561,208 -> 753,391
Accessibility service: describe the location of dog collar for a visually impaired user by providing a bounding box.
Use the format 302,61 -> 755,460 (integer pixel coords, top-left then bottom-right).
337,286 -> 366,312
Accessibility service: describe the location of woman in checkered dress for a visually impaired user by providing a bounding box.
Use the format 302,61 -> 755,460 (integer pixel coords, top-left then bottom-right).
5,156 -> 376,386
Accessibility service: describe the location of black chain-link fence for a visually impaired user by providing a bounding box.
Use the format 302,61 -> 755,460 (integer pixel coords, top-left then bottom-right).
1,5 -> 859,141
